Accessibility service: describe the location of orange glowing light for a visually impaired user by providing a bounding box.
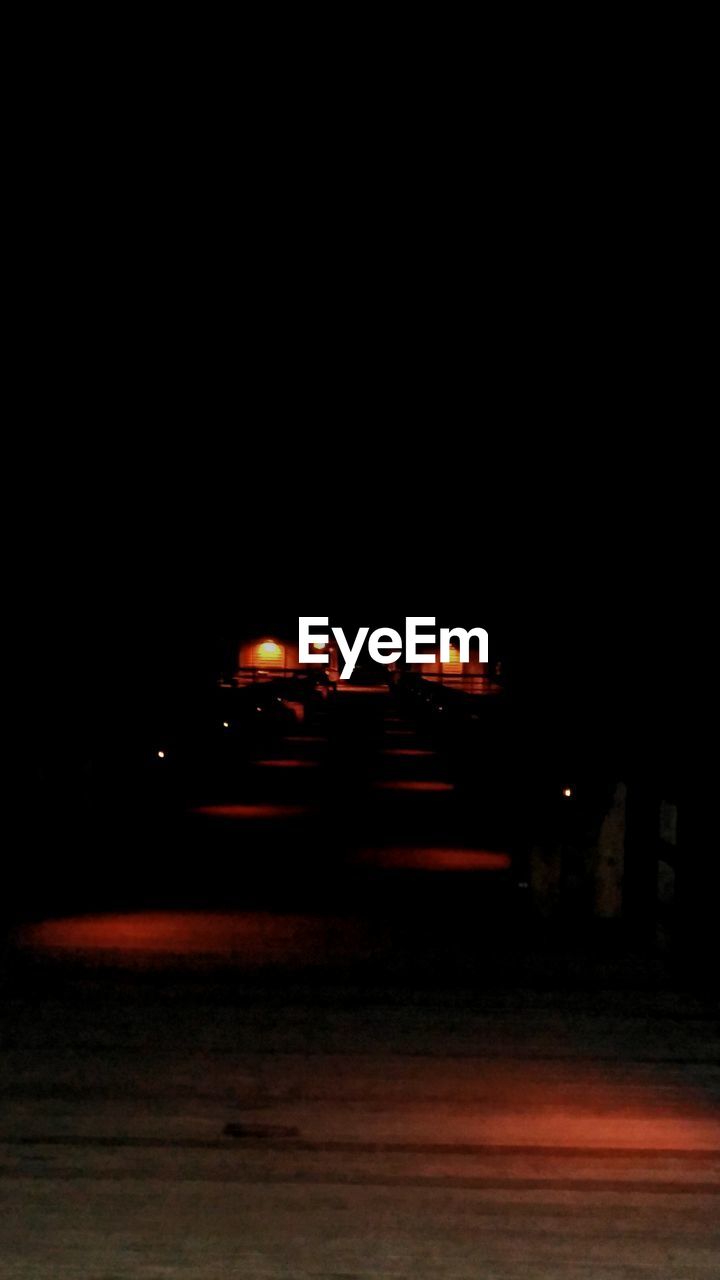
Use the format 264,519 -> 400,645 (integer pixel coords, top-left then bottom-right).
256,640 -> 283,662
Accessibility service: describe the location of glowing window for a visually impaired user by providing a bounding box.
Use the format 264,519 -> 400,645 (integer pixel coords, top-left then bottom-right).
252,639 -> 285,667
442,645 -> 462,674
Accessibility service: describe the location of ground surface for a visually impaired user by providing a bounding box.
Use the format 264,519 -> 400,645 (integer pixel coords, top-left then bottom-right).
5,692 -> 715,1276
1,973 -> 719,1279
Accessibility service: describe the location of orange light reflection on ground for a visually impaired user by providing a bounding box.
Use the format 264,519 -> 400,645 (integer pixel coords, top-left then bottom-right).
17,913 -> 372,968
374,780 -> 454,793
381,749 -> 434,758
254,759 -> 319,769
190,804 -> 311,819
358,848 -> 511,872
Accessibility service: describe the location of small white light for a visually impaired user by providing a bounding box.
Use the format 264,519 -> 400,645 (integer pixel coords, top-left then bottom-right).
223,722 -> 229,728
563,787 -> 572,798
157,751 -> 166,760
